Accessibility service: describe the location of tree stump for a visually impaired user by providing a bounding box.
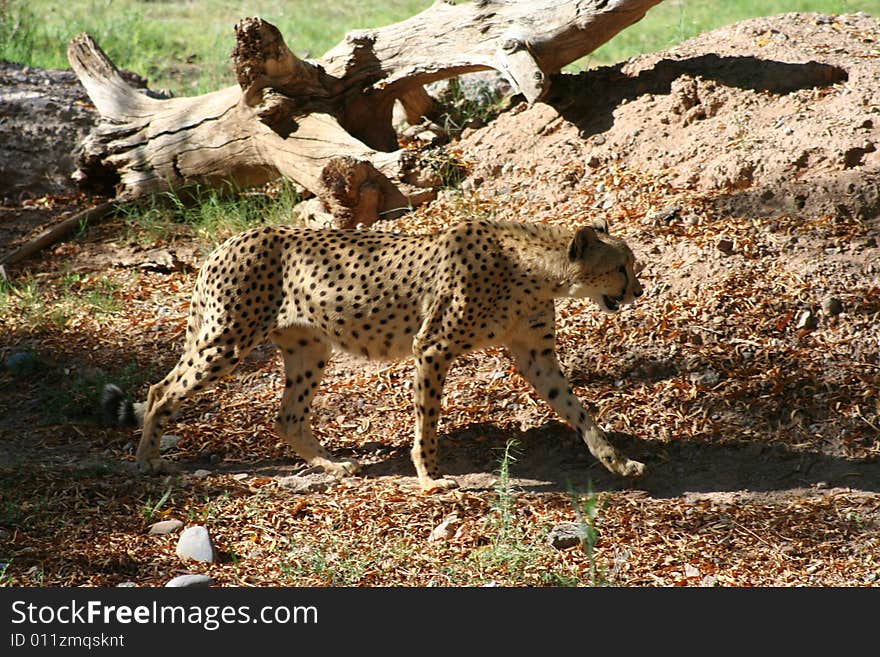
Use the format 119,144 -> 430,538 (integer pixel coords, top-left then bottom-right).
68,0 -> 663,227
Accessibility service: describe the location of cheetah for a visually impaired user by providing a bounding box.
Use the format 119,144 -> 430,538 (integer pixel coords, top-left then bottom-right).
103,219 -> 645,491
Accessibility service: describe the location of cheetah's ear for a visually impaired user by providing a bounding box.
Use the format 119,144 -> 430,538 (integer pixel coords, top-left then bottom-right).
568,226 -> 599,261
592,217 -> 609,233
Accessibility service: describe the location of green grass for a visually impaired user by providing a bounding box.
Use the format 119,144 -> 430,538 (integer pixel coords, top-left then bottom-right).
141,487 -> 173,523
0,0 -> 429,94
2,1 -> 875,95
120,180 -> 302,248
2,270 -> 122,329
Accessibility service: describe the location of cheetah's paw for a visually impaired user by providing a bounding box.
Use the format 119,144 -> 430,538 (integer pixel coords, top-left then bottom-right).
320,457 -> 361,478
613,457 -> 645,478
420,477 -> 459,493
136,457 -> 180,475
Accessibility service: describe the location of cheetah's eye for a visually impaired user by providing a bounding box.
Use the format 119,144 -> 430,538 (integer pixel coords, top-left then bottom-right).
617,264 -> 627,275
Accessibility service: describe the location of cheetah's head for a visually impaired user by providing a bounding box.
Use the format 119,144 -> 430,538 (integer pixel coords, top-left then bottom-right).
565,220 -> 643,313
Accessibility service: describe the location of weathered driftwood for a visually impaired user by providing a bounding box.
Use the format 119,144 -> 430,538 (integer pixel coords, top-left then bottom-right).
68,0 -> 663,227
1,202 -> 117,270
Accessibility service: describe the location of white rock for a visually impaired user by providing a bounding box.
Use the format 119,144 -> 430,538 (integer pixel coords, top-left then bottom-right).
148,519 -> 184,535
796,309 -> 818,330
166,574 -> 214,588
428,513 -> 460,543
175,526 -> 216,563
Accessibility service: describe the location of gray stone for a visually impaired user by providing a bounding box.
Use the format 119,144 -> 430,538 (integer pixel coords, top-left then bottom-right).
689,368 -> 721,387
5,351 -> 37,374
192,469 -> 212,479
116,582 -> 137,587
277,472 -> 337,494
159,434 -> 181,452
821,297 -> 843,316
148,519 -> 184,535
648,206 -> 681,225
175,525 -> 216,563
166,574 -> 215,588
548,523 -> 588,550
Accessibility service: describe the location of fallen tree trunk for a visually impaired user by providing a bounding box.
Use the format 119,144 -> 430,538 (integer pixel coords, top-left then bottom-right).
69,0 -> 663,227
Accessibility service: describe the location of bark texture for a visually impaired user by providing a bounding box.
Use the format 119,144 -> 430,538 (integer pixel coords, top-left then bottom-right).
69,0 -> 663,226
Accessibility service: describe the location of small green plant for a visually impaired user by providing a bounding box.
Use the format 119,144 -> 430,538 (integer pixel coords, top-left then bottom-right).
60,271 -> 123,316
0,0 -> 36,64
282,544 -> 368,586
1,271 -> 123,330
569,482 -> 606,586
141,487 -> 173,522
0,499 -> 24,526
471,440 -> 542,581
435,76 -> 505,138
0,560 -> 11,586
422,149 -> 469,189
3,278 -> 48,328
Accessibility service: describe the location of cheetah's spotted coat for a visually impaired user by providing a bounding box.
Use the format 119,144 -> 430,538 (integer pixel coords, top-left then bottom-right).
105,219 -> 645,491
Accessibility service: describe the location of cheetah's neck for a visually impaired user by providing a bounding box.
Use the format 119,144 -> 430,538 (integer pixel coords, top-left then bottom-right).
494,222 -> 574,296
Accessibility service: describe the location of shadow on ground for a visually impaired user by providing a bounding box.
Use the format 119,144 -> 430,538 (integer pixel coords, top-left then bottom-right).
355,421 -> 879,498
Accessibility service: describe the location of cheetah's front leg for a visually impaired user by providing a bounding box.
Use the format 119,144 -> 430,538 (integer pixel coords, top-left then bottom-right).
509,335 -> 645,479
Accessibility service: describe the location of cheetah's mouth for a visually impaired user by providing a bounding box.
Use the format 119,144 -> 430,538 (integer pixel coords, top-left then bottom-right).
602,294 -> 623,312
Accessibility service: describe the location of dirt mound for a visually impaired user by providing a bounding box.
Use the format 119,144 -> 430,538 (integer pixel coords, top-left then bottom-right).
456,11 -> 880,222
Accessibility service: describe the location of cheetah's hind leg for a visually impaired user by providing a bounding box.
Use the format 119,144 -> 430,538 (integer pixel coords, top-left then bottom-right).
271,330 -> 360,478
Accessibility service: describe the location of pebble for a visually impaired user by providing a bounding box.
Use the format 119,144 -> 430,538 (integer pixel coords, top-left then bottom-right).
175,526 -> 216,563
148,519 -> 184,535
159,434 -> 181,452
796,309 -> 818,330
192,469 -> 212,479
428,513 -> 460,543
700,575 -> 719,587
821,297 -> 843,316
166,574 -> 215,588
689,368 -> 721,387
276,472 -> 336,494
716,237 -> 735,254
648,206 -> 681,224
4,351 -> 37,374
547,523 -> 587,550
116,582 -> 137,588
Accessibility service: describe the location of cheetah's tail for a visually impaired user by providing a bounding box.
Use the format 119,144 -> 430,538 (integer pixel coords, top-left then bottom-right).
101,384 -> 145,428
